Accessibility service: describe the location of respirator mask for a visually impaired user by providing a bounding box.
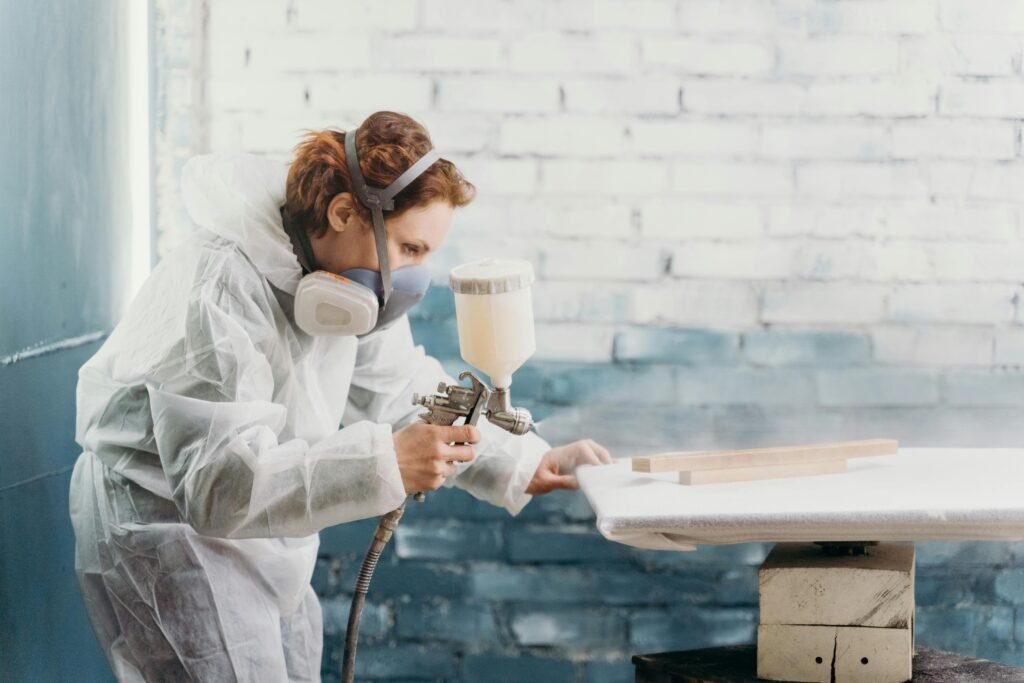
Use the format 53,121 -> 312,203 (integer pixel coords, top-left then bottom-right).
287,128 -> 439,337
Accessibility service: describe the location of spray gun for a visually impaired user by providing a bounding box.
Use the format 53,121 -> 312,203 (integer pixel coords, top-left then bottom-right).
412,370 -> 533,499
342,259 -> 537,683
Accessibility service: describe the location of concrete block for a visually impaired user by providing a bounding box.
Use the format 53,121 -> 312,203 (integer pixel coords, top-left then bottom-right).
670,240 -> 793,279
996,330 -> 1024,366
816,369 -> 939,407
902,34 -> 1019,76
641,201 -> 762,239
511,607 -> 628,649
613,326 -> 738,365
758,624 -> 912,683
630,607 -> 757,651
589,0 -> 677,30
632,120 -> 756,157
351,644 -> 457,679
915,605 -> 1015,652
508,526 -> 632,563
542,364 -> 677,405
642,37 -> 774,75
872,326 -> 993,366
944,371 -> 1024,407
455,157 -> 539,195
915,567 -> 982,607
564,77 -> 680,115
797,163 -> 929,199
463,652 -> 576,683
743,330 -> 870,367
376,35 -> 503,71
941,81 -> 1024,118
887,284 -> 1017,324
321,595 -> 391,638
436,76 -> 561,113
630,281 -> 760,328
340,559 -> 470,599
804,82 -> 934,117
508,33 -> 636,74
757,624 -> 836,683
395,599 -> 499,642
931,243 -> 1024,283
394,521 -> 504,560
938,0 -> 1024,33
542,159 -> 670,195
762,283 -> 888,325
585,659 -> 635,683
544,241 -> 663,282
499,116 -> 628,158
916,540 -> 1017,567
996,569 -> 1024,606
409,318 -> 461,358
759,543 -> 915,629
673,162 -> 793,196
760,123 -> 889,160
421,0 -> 531,30
676,368 -> 816,406
893,120 -> 1016,160
778,37 -> 899,76
470,565 -> 594,603
535,322 -> 615,362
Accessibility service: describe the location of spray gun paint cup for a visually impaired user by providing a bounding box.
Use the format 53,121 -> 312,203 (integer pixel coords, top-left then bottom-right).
449,259 -> 536,390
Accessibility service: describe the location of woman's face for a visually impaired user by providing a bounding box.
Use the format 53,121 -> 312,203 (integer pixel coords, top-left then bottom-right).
310,193 -> 453,274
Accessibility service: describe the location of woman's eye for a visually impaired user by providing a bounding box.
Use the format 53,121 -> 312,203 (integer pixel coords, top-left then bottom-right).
402,244 -> 421,256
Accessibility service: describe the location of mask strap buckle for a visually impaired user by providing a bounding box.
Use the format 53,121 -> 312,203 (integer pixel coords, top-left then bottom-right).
345,129 -> 440,308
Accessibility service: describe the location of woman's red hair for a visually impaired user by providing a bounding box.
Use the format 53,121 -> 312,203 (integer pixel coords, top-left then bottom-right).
283,111 -> 475,236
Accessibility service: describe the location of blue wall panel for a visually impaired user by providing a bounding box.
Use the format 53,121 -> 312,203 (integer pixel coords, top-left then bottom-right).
0,0 -> 131,680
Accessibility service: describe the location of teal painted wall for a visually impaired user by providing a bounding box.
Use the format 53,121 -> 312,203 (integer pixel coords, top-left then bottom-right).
0,1 -> 132,680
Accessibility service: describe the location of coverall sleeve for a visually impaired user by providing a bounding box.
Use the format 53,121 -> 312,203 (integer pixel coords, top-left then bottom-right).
147,286 -> 407,539
343,315 -> 550,516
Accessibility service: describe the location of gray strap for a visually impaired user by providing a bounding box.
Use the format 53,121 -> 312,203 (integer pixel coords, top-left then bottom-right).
345,131 -> 375,208
379,148 -> 440,205
370,208 -> 392,307
344,126 -> 441,307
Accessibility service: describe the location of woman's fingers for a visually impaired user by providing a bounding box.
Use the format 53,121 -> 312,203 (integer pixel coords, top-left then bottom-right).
588,439 -> 614,464
441,424 -> 480,445
577,442 -> 603,466
546,473 -> 578,490
442,444 -> 476,463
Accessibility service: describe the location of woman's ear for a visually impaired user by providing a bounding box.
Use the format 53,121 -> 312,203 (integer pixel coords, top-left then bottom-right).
326,193 -> 360,234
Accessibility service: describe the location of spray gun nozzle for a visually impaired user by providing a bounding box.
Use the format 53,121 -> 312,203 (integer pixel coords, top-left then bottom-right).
414,371 -> 534,435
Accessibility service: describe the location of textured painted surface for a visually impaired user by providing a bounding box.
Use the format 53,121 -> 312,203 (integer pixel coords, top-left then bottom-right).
0,0 -> 130,680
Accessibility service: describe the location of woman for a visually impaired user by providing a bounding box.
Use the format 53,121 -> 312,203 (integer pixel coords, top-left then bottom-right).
70,111 -> 612,682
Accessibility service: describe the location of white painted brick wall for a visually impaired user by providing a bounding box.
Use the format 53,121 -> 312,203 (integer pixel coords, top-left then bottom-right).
155,0 -> 1024,374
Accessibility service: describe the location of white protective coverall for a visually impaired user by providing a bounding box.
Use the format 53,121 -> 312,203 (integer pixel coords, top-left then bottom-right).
69,152 -> 550,682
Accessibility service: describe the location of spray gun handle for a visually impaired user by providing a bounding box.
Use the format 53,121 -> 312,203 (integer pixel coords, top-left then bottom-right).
410,381 -> 483,503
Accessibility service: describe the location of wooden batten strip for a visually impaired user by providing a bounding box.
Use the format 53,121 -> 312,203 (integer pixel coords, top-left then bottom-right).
633,438 -> 898,473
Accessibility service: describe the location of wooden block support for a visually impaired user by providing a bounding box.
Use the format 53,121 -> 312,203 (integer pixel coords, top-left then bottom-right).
758,624 -> 912,683
757,542 -> 916,683
759,542 -> 915,628
633,438 -> 898,473
679,458 -> 847,485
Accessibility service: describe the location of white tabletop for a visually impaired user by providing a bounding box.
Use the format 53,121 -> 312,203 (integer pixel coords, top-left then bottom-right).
575,448 -> 1024,551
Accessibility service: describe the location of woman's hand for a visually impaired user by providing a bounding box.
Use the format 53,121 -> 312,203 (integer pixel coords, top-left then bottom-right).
393,422 -> 479,494
526,439 -> 614,495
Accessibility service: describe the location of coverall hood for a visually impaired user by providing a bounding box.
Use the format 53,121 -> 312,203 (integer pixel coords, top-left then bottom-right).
181,152 -> 303,295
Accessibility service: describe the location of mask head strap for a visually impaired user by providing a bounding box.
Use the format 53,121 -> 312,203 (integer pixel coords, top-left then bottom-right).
345,128 -> 440,307
281,207 -> 319,274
